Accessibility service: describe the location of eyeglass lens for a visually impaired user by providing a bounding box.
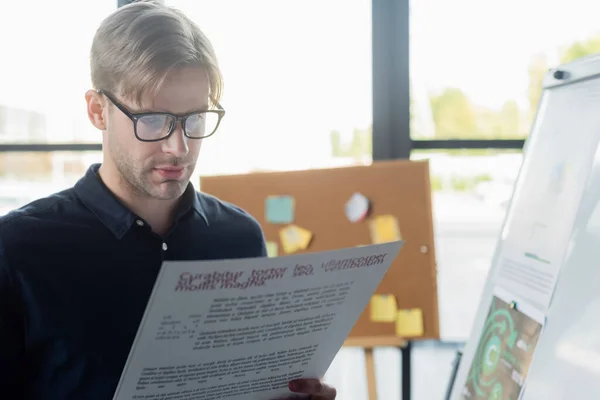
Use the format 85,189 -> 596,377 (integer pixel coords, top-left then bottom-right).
136,112 -> 219,141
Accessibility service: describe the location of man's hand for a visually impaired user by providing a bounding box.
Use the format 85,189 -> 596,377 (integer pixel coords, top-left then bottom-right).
285,378 -> 337,399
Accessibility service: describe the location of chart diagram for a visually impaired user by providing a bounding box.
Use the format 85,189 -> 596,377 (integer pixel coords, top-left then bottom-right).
461,292 -> 544,400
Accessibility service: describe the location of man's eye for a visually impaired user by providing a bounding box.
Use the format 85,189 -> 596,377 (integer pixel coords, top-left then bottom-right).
140,116 -> 166,128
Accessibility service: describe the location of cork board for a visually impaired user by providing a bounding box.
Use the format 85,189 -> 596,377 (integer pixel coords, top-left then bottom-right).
199,159 -> 440,342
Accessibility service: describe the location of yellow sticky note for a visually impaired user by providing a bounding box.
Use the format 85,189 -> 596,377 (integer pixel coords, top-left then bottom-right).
266,241 -> 278,257
370,294 -> 397,322
395,308 -> 424,337
279,225 -> 313,254
369,215 -> 402,244
297,228 -> 312,250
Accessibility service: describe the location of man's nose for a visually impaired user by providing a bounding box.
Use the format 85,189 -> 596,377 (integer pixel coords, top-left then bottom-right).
162,121 -> 189,158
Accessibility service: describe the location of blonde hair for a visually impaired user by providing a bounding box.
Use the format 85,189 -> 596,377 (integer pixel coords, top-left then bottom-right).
90,0 -> 222,107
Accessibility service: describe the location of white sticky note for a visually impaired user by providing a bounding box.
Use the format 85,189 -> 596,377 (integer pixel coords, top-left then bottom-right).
345,192 -> 370,223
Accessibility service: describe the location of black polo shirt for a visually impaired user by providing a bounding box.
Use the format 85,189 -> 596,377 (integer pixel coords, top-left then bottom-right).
0,164 -> 266,399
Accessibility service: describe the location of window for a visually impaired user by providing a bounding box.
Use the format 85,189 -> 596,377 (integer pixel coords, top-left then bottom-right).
410,0 -> 600,343
411,150 -> 522,340
408,1 -> 600,397
0,152 -> 103,216
168,0 -> 372,176
0,106 -> 47,142
0,0 -> 114,144
410,0 -> 600,140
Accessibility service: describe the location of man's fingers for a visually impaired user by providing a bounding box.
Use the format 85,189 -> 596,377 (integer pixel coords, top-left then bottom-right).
289,378 -> 337,399
314,384 -> 336,400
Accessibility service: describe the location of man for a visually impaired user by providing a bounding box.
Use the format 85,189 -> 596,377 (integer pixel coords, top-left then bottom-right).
0,1 -> 336,399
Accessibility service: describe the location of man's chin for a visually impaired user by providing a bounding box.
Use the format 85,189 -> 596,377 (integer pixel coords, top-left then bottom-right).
147,180 -> 188,200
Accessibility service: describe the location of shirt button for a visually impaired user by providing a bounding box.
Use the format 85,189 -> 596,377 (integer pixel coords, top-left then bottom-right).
162,242 -> 168,251
136,220 -> 144,227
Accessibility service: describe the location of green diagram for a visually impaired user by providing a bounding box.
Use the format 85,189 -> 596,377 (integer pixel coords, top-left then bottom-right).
461,296 -> 543,400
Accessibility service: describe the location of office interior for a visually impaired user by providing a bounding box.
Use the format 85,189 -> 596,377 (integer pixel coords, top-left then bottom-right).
2,0 -> 595,398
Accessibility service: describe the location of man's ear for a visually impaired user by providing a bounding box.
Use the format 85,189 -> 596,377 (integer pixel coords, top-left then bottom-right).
85,90 -> 108,131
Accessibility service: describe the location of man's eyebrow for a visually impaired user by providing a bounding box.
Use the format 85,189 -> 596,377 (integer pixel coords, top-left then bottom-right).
187,105 -> 210,113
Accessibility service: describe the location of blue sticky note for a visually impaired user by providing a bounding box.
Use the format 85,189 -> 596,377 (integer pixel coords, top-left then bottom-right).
265,195 -> 295,224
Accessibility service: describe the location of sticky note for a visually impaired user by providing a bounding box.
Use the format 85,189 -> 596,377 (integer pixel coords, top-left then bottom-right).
266,241 -> 278,257
344,192 -> 370,223
395,308 -> 424,337
369,215 -> 402,244
265,195 -> 295,224
370,294 -> 397,322
279,225 -> 313,254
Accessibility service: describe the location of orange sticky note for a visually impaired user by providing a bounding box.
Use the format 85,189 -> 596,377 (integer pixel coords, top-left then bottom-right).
369,215 -> 402,244
370,294 -> 397,322
279,225 -> 313,254
395,308 -> 424,337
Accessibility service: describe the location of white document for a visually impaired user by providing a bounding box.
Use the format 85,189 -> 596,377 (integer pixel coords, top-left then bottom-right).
113,241 -> 404,400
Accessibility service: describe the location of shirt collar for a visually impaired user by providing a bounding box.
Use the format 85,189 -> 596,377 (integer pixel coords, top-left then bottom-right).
74,164 -> 208,239
175,177 -> 210,226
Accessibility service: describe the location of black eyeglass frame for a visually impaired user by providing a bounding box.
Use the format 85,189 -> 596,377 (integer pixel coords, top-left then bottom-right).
97,89 -> 226,142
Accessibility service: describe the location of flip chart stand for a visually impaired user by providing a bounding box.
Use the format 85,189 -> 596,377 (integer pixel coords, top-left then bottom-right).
344,337 -> 408,400
443,350 -> 463,400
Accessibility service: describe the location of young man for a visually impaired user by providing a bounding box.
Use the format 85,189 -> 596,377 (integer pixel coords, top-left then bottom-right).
0,2 -> 336,399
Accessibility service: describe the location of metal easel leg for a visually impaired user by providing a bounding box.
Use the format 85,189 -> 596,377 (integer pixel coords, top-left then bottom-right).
401,341 -> 412,400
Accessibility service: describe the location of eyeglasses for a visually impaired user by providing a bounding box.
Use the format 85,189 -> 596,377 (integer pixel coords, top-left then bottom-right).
97,90 -> 225,142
